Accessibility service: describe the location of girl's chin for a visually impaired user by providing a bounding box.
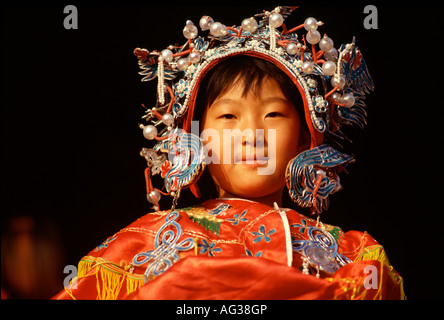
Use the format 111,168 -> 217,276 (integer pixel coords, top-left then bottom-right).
223,179 -> 283,199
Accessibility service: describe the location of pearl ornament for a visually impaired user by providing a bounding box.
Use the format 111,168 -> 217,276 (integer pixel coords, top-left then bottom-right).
162,113 -> 173,126
189,51 -> 201,64
269,13 -> 284,28
141,124 -> 158,140
341,92 -> 355,108
302,61 -> 314,74
161,49 -> 173,63
306,30 -> 321,44
319,35 -> 334,52
324,48 -> 338,61
199,16 -> 214,31
147,189 -> 161,204
286,42 -> 298,55
241,17 -> 258,33
210,22 -> 227,37
183,20 -> 198,39
322,60 -> 336,76
330,92 -> 342,101
177,58 -> 189,71
304,17 -> 318,31
331,75 -> 345,89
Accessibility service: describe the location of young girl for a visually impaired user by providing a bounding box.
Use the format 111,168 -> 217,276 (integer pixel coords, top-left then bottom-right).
54,7 -> 404,300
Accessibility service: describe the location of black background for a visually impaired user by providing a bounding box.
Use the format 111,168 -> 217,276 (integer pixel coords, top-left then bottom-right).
1,2 -> 442,300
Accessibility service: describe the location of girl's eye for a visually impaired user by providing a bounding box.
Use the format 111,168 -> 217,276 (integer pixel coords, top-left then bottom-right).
266,112 -> 283,118
219,114 -> 236,120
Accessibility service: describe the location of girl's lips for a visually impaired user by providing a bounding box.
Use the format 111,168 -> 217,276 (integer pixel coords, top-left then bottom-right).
234,155 -> 269,167
238,160 -> 268,168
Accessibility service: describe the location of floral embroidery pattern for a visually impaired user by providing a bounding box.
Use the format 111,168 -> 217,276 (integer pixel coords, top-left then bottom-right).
183,206 -> 225,236
291,219 -> 308,233
245,248 -> 263,257
226,209 -> 248,226
251,225 -> 276,243
198,239 -> 222,257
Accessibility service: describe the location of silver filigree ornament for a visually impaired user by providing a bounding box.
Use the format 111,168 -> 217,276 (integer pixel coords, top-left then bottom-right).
140,148 -> 167,176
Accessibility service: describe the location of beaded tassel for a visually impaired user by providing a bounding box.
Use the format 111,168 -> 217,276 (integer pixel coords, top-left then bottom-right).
157,58 -> 165,106
302,255 -> 310,275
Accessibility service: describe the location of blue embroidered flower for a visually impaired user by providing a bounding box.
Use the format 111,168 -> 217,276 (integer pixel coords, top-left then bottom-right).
94,235 -> 117,252
245,249 -> 263,257
251,225 -> 276,243
291,219 -> 308,234
226,209 -> 248,226
198,239 -> 222,257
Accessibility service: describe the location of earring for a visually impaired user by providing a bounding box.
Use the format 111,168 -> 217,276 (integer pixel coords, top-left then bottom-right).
285,144 -> 354,214
141,129 -> 206,211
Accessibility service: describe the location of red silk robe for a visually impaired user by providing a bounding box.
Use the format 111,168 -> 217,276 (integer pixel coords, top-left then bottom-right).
53,198 -> 405,300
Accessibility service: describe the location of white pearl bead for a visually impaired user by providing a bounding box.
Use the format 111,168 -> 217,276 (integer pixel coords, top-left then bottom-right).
324,48 -> 338,61
199,16 -> 214,31
319,35 -> 334,52
331,75 -> 345,89
316,169 -> 326,178
331,92 -> 342,101
141,125 -> 158,140
322,61 -> 336,76
189,51 -> 201,64
183,22 -> 198,39
210,22 -> 226,37
306,30 -> 321,44
269,13 -> 284,28
302,61 -> 314,74
341,92 -> 355,108
176,58 -> 189,71
161,49 -> 173,63
162,113 -> 173,126
147,190 -> 161,204
304,17 -> 318,31
241,17 -> 258,33
286,42 -> 298,55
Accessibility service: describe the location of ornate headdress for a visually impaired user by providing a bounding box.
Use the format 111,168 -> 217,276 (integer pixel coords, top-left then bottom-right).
134,6 -> 374,213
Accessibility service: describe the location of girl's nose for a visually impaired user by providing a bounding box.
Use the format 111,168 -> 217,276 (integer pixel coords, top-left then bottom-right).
241,125 -> 266,147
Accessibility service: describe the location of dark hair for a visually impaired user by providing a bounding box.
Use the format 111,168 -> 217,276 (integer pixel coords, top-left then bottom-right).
188,55 -> 310,208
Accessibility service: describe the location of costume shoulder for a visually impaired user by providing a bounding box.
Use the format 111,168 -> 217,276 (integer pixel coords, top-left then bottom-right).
53,200 -> 405,300
52,206 -> 200,300
327,224 -> 405,299
53,200 -> 243,300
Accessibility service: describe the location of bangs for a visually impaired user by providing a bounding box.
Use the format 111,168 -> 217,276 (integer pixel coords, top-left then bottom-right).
203,55 -> 298,108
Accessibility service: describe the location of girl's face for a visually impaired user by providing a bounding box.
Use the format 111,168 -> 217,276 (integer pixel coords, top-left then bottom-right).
201,76 -> 306,203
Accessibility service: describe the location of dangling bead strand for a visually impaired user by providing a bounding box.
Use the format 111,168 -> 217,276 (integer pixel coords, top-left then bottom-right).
302,255 -> 310,275
157,56 -> 165,106
269,12 -> 284,52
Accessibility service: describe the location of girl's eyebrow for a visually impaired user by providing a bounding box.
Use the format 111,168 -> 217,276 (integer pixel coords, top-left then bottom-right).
262,96 -> 291,105
210,98 -> 238,109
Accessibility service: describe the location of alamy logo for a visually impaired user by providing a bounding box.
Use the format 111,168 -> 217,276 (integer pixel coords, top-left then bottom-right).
63,264 -> 78,289
363,5 -> 378,30
63,5 -> 78,30
363,265 -> 378,290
